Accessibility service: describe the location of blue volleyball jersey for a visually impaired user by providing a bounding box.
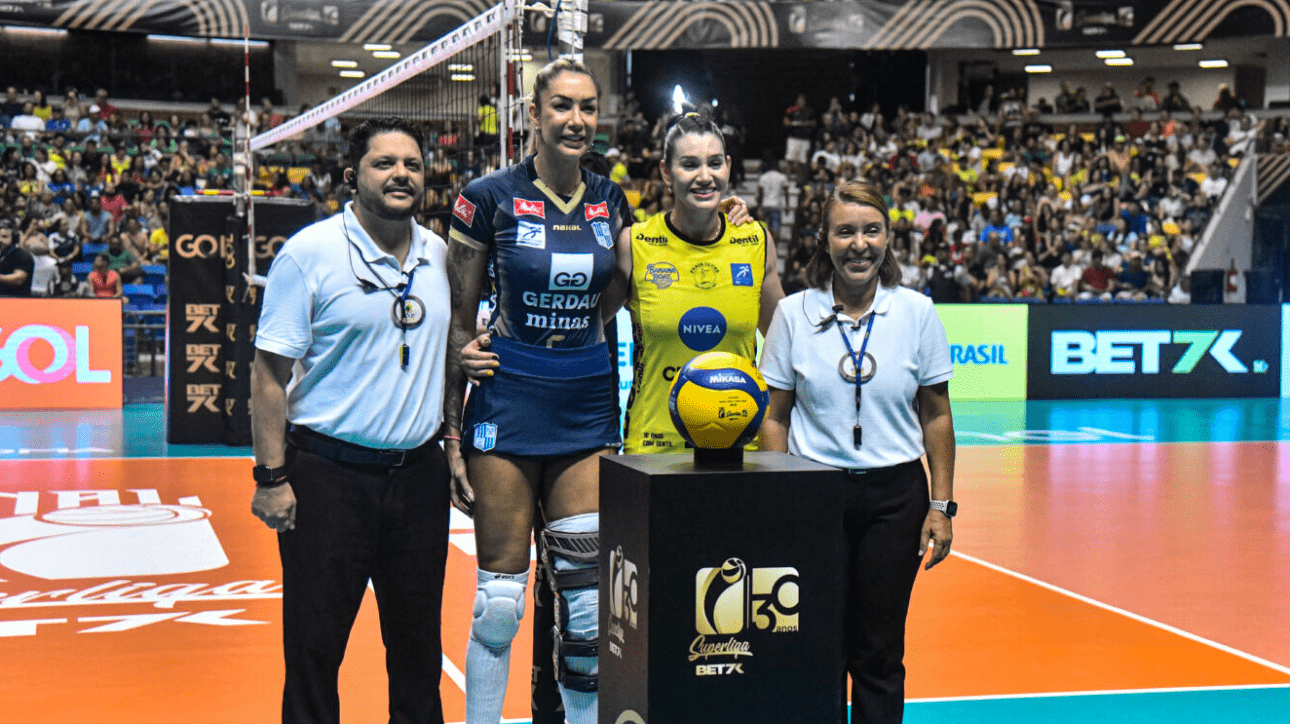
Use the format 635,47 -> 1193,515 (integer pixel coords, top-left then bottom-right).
449,156 -> 633,348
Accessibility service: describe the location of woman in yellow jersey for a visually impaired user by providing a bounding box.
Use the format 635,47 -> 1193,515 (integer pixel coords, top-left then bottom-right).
615,108 -> 784,453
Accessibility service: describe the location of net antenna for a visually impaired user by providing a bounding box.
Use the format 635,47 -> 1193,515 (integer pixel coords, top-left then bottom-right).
242,21 -> 255,298
246,0 -> 526,284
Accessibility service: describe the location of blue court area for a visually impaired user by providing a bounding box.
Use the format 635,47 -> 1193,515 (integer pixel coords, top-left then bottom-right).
4,398 -> 1290,460
952,397 -> 1290,446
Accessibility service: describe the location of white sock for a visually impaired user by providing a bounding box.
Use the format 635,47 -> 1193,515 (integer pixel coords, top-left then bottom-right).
465,568 -> 528,724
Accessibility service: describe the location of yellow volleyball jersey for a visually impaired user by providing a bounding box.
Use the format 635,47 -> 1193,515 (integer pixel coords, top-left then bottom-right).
625,212 -> 766,454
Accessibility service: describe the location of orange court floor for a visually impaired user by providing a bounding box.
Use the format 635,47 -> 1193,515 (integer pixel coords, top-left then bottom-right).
1,399 -> 1289,723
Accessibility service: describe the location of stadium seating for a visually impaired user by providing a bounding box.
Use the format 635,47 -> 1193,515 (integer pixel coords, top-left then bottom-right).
122,284 -> 157,306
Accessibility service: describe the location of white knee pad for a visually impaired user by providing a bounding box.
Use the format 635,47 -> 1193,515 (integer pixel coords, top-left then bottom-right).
470,570 -> 528,651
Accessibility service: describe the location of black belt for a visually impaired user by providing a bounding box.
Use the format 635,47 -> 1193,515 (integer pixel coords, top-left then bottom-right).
289,425 -> 441,469
844,459 -> 923,477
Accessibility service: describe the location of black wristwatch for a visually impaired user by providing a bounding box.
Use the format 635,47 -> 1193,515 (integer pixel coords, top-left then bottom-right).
253,464 -> 290,489
929,500 -> 958,518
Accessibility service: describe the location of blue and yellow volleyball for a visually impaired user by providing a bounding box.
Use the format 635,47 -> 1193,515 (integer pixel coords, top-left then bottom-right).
668,352 -> 769,449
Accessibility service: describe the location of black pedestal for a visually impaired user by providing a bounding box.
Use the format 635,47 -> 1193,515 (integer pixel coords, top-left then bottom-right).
600,452 -> 848,724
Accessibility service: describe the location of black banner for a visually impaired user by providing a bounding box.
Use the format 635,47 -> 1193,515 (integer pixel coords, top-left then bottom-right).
167,196 -> 313,445
168,198 -> 232,445
0,1 -> 1283,48
1027,305 -> 1282,400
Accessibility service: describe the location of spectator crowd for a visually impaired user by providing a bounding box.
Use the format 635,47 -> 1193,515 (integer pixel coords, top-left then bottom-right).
5,75 -> 1289,306
609,77 -> 1290,305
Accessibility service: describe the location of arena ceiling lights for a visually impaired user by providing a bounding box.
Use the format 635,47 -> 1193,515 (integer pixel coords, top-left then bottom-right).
331,60 -> 358,68
1173,43 -> 1204,50
2,25 -> 67,37
1095,49 -> 1127,59
1024,65 -> 1053,73
1105,57 -> 1135,66
1198,59 -> 1229,68
1012,48 -> 1040,56
339,70 -> 365,79
147,33 -> 267,48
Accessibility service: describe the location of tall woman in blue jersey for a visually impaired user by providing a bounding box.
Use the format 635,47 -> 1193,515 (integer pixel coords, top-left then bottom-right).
443,59 -> 632,724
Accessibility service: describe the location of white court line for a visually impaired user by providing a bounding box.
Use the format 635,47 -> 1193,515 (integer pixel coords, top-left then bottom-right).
909,682 -> 1290,704
441,653 -> 466,692
952,551 -> 1290,677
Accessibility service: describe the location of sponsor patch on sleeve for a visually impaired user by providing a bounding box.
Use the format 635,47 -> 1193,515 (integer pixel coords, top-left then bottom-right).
453,195 -> 477,226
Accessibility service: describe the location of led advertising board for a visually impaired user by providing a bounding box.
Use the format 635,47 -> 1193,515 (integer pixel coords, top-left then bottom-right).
0,299 -> 123,410
1028,305 -> 1280,400
935,304 -> 1028,401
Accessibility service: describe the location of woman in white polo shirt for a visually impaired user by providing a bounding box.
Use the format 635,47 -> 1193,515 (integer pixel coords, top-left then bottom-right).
760,179 -> 957,724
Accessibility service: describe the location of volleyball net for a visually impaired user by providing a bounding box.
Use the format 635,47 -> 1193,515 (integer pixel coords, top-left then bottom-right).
248,1 -> 527,233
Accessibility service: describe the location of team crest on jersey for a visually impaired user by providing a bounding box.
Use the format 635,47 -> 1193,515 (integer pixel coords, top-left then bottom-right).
593,221 -> 613,249
731,263 -> 753,287
517,220 -> 547,249
690,262 -> 720,289
515,198 -> 545,218
474,422 -> 498,452
452,195 -> 476,226
585,201 -> 610,221
644,262 -> 680,290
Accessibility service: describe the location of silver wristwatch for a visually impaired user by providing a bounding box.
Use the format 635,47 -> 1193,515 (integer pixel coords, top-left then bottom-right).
929,499 -> 958,518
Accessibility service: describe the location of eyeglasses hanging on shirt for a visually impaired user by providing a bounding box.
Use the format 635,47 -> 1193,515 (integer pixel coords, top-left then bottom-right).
343,217 -> 422,370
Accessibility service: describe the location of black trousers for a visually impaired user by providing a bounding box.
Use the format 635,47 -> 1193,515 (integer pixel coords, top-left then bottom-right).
277,441 -> 451,724
842,459 -> 929,724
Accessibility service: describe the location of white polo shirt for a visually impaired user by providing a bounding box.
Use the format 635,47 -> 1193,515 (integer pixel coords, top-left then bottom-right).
760,283 -> 952,470
256,202 -> 450,449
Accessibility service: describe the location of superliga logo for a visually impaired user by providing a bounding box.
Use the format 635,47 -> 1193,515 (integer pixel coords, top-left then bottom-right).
690,557 -> 799,676
0,488 -> 278,637
0,489 -> 228,580
606,546 -> 638,659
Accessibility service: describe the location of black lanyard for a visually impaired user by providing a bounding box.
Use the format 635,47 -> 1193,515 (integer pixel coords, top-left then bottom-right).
836,313 -> 875,449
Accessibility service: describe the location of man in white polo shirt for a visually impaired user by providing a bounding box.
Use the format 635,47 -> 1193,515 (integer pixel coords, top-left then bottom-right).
250,117 -> 452,724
